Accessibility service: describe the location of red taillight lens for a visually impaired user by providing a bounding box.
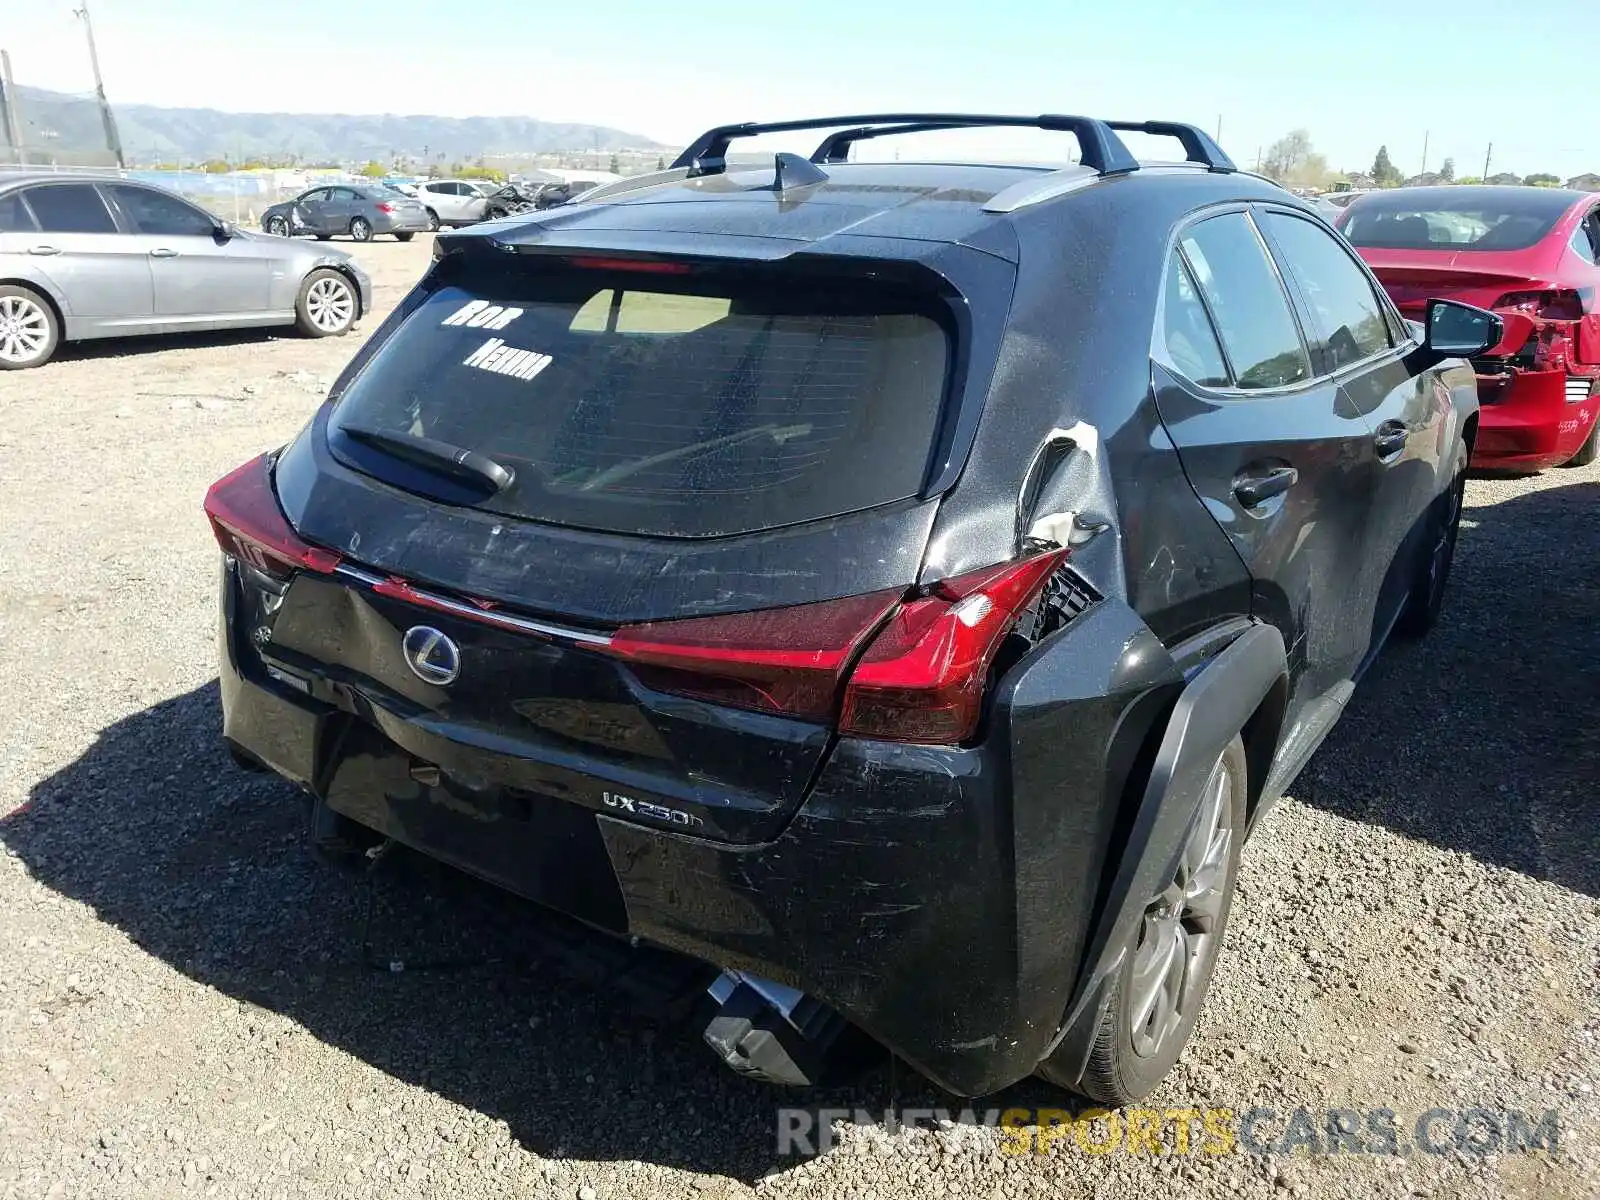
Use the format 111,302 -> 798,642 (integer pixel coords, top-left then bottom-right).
1493,289 -> 1585,320
605,548 -> 1069,744
840,550 -> 1069,743
204,454 -> 341,580
376,202 -> 396,214
606,590 -> 900,721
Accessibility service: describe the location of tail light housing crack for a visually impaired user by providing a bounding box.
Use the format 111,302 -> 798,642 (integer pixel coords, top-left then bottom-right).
605,549 -> 1071,745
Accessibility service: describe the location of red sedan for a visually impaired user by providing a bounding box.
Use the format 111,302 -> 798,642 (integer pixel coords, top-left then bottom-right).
1339,186 -> 1600,469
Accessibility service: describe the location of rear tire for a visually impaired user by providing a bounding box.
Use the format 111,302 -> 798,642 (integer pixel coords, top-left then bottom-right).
1562,418 -> 1599,468
1396,450 -> 1466,639
1037,736 -> 1247,1106
424,209 -> 440,232
0,284 -> 60,370
394,231 -> 414,242
348,217 -> 373,243
294,268 -> 357,338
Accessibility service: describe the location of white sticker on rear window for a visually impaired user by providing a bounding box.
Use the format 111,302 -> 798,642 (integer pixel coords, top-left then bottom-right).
462,337 -> 553,381
440,299 -> 524,331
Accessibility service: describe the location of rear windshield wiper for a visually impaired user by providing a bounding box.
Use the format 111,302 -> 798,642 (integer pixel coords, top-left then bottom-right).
340,425 -> 515,494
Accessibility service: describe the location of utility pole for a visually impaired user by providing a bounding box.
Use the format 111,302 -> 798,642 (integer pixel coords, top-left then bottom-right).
0,50 -> 23,162
1482,142 -> 1492,181
1215,114 -> 1222,142
73,2 -> 124,168
1420,130 -> 1429,176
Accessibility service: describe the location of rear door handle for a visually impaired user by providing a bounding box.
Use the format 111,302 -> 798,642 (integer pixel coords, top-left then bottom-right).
1233,465 -> 1299,508
149,248 -> 179,258
1374,421 -> 1408,458
28,245 -> 60,256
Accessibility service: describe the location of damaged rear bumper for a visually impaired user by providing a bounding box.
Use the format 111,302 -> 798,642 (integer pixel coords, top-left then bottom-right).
217,561 -> 1180,1096
1470,368 -> 1598,468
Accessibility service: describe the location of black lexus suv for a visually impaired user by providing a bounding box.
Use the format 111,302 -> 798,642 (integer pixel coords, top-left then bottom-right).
207,113 -> 1500,1104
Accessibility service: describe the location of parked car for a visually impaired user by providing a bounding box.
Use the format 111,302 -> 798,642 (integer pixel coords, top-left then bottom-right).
205,113 -> 1495,1104
480,182 -> 541,220
260,185 -> 430,243
0,174 -> 370,370
1320,189 -> 1369,210
411,179 -> 489,228
1338,185 -> 1600,468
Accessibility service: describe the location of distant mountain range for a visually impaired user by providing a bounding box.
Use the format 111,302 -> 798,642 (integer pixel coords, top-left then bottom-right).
2,85 -> 666,165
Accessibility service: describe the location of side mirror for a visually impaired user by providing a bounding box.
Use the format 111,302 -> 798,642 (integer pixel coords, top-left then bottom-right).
215,219 -> 238,241
1424,298 -> 1502,358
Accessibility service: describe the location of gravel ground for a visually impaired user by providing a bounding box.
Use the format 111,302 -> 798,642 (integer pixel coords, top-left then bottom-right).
1,235 -> 1596,1200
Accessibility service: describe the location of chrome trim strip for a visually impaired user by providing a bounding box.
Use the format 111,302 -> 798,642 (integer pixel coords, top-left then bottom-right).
981,166 -> 1099,213
331,564 -> 613,647
982,162 -> 1219,214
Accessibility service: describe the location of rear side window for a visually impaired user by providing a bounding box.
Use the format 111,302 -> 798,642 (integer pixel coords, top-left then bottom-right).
25,184 -> 117,234
1264,212 -> 1392,371
329,264 -> 952,537
1571,212 -> 1600,265
1160,253 -> 1229,387
0,191 -> 36,232
108,185 -> 214,237
1180,214 -> 1309,390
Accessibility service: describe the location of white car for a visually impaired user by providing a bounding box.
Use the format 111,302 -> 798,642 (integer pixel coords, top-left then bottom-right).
411,179 -> 489,229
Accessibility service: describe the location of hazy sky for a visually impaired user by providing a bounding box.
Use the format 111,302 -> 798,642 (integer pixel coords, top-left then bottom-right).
5,0 -> 1593,178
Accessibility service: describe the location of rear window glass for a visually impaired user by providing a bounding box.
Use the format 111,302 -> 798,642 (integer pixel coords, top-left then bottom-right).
328,264 -> 952,537
0,191 -> 36,232
1342,190 -> 1573,251
25,183 -> 117,234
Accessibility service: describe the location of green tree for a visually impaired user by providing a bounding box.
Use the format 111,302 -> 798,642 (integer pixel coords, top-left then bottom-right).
202,159 -> 230,174
1456,175 -> 1483,185
608,153 -> 620,174
1525,173 -> 1561,187
1262,129 -> 1312,182
1371,145 -> 1402,187
1439,157 -> 1455,182
359,160 -> 386,178
656,156 -> 666,171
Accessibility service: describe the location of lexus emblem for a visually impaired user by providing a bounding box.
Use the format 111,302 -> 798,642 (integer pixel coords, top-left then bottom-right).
402,625 -> 460,686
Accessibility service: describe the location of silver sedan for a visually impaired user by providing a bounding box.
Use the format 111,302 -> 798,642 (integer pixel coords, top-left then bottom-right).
0,173 -> 373,370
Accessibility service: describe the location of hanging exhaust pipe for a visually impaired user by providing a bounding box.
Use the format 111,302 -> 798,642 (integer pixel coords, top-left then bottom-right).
702,971 -> 875,1086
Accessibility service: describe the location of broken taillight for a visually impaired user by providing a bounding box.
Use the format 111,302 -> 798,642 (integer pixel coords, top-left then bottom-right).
1493,289 -> 1586,320
204,454 -> 341,581
840,550 -> 1069,743
605,549 -> 1070,744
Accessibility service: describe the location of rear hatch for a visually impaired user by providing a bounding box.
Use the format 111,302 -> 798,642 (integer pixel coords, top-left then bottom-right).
250,247 -> 966,843
1348,251 -> 1555,318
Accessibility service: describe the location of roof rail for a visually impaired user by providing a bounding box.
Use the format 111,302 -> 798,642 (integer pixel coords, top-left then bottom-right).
1104,120 -> 1235,173
671,113 -> 1236,179
671,113 -> 1141,178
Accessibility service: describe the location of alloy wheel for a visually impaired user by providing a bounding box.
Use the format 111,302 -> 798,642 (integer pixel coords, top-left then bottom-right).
266,216 -> 288,236
0,294 -> 51,366
350,218 -> 372,242
1128,753 -> 1235,1059
305,277 -> 353,333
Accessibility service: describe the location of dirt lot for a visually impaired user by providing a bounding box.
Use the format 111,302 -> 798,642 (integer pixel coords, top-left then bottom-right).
0,235 -> 1596,1200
